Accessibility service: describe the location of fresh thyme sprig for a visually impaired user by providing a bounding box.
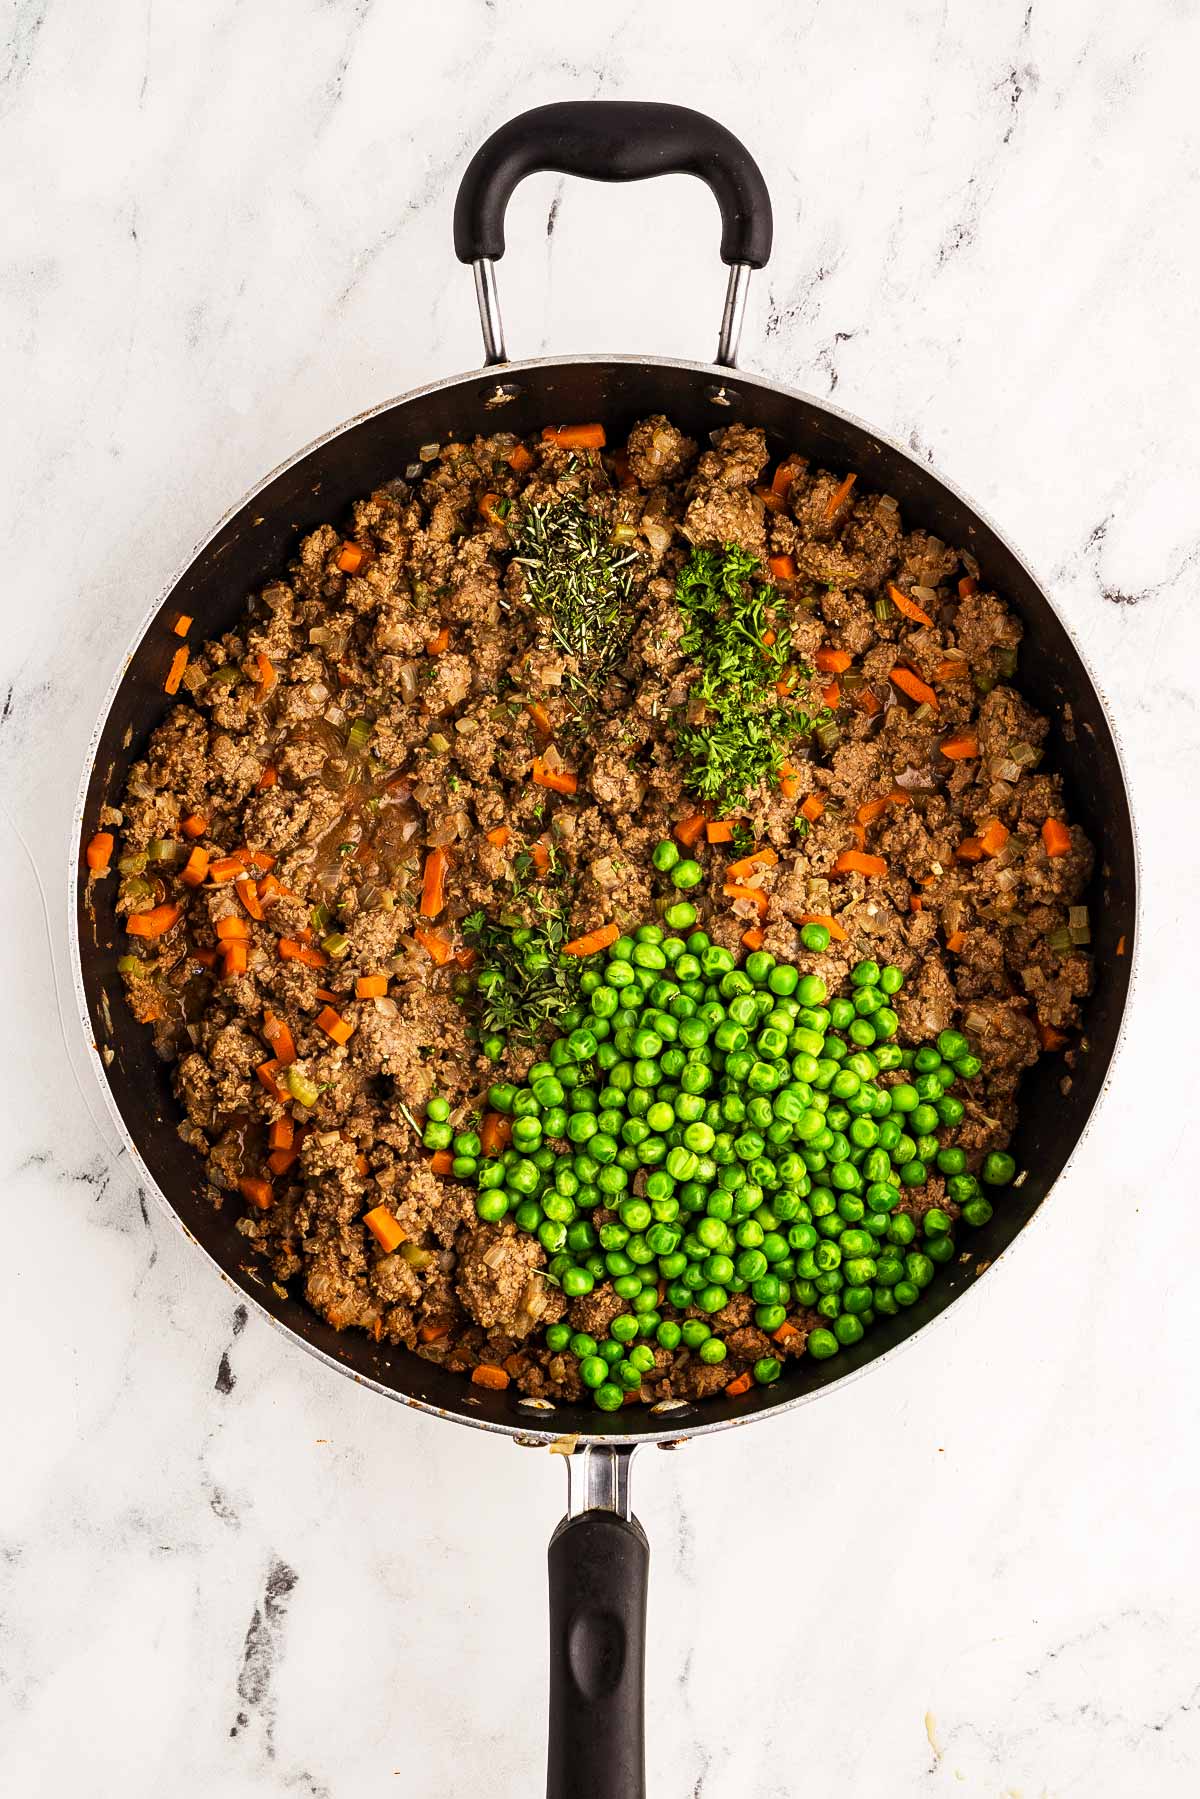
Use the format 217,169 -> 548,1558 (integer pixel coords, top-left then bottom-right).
514,498 -> 638,704
461,900 -> 579,1046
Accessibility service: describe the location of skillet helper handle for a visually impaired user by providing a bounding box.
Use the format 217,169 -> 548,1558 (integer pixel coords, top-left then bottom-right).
547,1509 -> 649,1799
454,100 -> 773,367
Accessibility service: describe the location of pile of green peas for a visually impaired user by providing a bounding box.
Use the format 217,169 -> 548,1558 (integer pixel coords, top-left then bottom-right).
426,904 -> 1017,1411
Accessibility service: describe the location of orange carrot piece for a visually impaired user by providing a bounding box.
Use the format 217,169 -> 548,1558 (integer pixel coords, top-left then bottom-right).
164,647 -> 188,695
563,922 -> 620,957
263,1011 -> 296,1065
940,733 -> 979,760
1039,1021 -> 1069,1051
507,443 -> 534,473
314,988 -> 339,1004
772,1319 -> 800,1344
674,813 -> 709,848
479,1113 -> 513,1157
909,894 -> 923,912
337,541 -> 366,574
531,758 -> 577,796
485,825 -> 511,848
779,762 -> 800,801
768,553 -> 797,582
413,926 -> 453,966
798,911 -> 848,942
945,929 -> 966,953
243,848 -> 275,872
238,1175 -> 273,1211
1116,934 -> 1126,956
725,1371 -> 753,1397
541,423 -> 605,449
426,626 -> 450,655
856,795 -> 892,826
815,648 -> 853,675
727,846 -> 778,879
255,1059 -> 285,1099
429,1150 -> 454,1176
126,902 -> 181,938
207,855 -> 245,884
470,1363 -> 510,1390
799,795 -> 825,824
317,1006 -> 353,1046
181,814 -> 207,839
454,945 -> 477,971
86,831 -> 114,872
823,472 -> 856,520
215,914 -> 250,941
821,680 -> 841,709
221,942 -> 248,977
278,938 -> 327,968
771,458 -> 800,499
933,659 -> 971,683
526,700 -> 554,740
757,484 -> 786,515
479,491 -> 508,527
832,850 -> 888,877
889,666 -> 939,710
706,820 -> 736,844
419,1321 -> 450,1343
356,974 -> 388,999
266,1144 -> 298,1177
253,653 -> 275,699
741,927 -> 765,951
887,582 -> 934,626
724,882 -> 769,917
189,946 -> 218,969
235,876 -> 264,921
256,765 -> 278,790
530,841 -> 551,875
958,575 -> 977,598
420,847 -> 449,918
173,613 -> 192,637
1042,817 -> 1072,858
363,1206 -> 406,1253
268,1117 -> 294,1152
978,818 -> 1010,857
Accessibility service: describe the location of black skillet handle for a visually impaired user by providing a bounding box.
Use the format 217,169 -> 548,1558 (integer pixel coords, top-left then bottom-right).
454,100 -> 772,269
547,1507 -> 649,1799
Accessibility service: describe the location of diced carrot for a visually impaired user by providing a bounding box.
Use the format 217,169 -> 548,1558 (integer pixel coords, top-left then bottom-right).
208,855 -> 245,884
978,819 -> 1010,857
181,814 -> 207,839
363,1206 -> 406,1254
268,1117 -> 294,1152
317,1006 -> 354,1046
706,819 -> 736,843
724,882 -> 769,917
772,1319 -> 800,1344
485,825 -> 511,848
1042,817 -> 1072,858
337,541 -> 366,574
278,938 -> 327,968
531,758 -> 577,796
850,822 -> 867,852
314,988 -> 339,1004
832,850 -> 888,877
889,666 -> 939,710
1116,934 -> 1126,956
945,929 -> 966,953
267,1143 -> 299,1177
215,914 -> 250,941
768,553 -> 797,582
541,423 -> 606,449
563,921 -> 620,957
823,471 -> 856,521
507,444 -> 534,473
674,813 -> 709,848
757,484 -> 786,514
190,946 -> 218,969
479,1113 -> 513,1157
126,902 -> 181,938
909,894 -> 923,912
243,848 -> 275,872
479,492 -> 508,527
771,457 -> 801,499
958,575 -> 977,598
957,838 -> 984,862
86,831 -> 114,872
164,647 -> 189,695
238,1176 -> 273,1211
420,846 -> 449,918
856,795 -> 891,826
426,626 -> 450,655
741,927 -> 765,951
253,653 -> 276,699
1039,1021 -> 1069,1051
727,846 -> 777,879
526,700 -> 554,740
430,1150 -> 454,1176
418,1321 -> 450,1343
799,795 -> 825,824
798,911 -> 848,942
612,449 -> 633,487
725,1371 -> 753,1397
775,670 -> 796,698
933,659 -> 971,683
356,974 -> 388,999
940,733 -> 979,760
779,762 -> 800,801
235,876 -> 264,921
221,941 -> 248,977
821,680 -> 841,709
256,765 -> 278,790
455,946 -> 477,971
173,613 -> 192,637
887,582 -> 934,626
529,841 -> 551,875
815,647 -> 852,675
470,1363 -> 511,1392
256,1059 -> 285,1100
263,1011 -> 296,1065
413,926 -> 453,966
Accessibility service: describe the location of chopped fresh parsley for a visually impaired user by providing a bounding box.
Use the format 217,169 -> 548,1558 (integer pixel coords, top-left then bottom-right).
673,544 -> 816,812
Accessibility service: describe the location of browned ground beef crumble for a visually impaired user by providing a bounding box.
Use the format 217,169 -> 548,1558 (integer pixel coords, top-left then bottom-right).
107,417 -> 1093,1405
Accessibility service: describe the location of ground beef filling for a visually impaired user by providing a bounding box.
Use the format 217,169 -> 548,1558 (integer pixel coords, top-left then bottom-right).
106,416 -> 1093,1405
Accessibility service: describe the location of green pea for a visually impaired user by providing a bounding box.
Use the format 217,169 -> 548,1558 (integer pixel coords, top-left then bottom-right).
800,922 -> 831,952
982,1151 -> 1016,1186
671,859 -> 703,890
665,902 -> 697,931
834,1313 -> 864,1346
879,965 -> 904,994
937,1028 -> 969,1061
850,959 -> 880,987
698,1337 -> 727,1364
753,1356 -> 782,1384
807,1328 -> 839,1359
594,1382 -> 623,1411
962,1197 -> 993,1226
579,1356 -> 608,1389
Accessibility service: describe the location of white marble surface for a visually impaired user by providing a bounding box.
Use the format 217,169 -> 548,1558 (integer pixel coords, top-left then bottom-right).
3,2 -> 1199,1793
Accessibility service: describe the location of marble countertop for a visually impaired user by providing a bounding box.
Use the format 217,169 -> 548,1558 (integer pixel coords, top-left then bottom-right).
4,3 -> 1199,1793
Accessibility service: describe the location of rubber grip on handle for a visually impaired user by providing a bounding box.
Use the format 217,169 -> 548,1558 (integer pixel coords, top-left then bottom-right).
546,1509 -> 649,1799
454,100 -> 772,269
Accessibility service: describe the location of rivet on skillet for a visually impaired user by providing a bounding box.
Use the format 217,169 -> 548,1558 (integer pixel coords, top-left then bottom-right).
481,380 -> 522,408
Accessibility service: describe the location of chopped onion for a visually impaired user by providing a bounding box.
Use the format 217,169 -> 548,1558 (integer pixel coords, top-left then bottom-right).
418,442 -> 440,461
912,584 -> 938,606
1010,741 -> 1039,767
397,662 -> 420,704
964,1008 -> 989,1033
